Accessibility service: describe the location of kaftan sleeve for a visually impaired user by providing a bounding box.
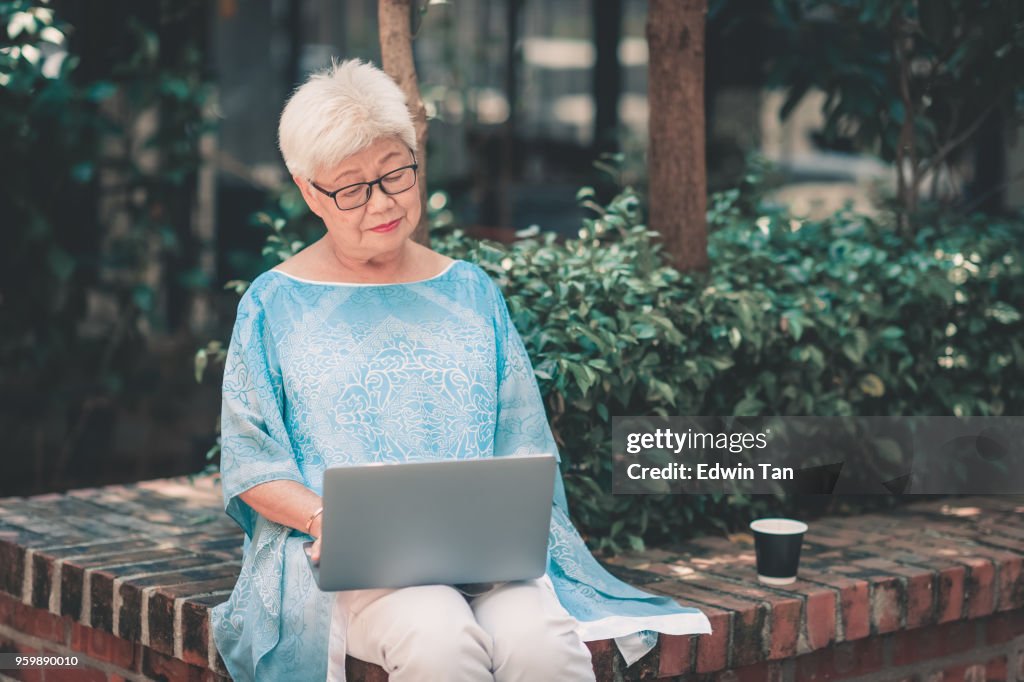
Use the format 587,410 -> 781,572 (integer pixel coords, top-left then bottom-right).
219,287 -> 305,537
488,278 -> 571,514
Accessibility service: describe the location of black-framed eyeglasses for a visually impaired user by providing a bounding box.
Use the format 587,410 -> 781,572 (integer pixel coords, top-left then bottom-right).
309,160 -> 419,211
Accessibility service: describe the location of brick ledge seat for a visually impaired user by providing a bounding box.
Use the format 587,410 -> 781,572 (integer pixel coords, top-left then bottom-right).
1,478 -> 1023,681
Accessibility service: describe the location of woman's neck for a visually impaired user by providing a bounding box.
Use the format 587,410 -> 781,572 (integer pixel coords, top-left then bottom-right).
316,238 -> 424,284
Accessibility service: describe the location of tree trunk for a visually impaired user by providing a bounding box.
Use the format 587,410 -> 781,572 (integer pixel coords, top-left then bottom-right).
646,0 -> 708,272
378,0 -> 430,244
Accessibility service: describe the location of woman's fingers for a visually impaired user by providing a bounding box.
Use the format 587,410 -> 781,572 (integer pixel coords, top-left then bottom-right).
310,536 -> 322,564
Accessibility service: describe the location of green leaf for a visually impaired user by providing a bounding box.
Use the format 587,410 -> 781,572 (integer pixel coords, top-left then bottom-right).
223,280 -> 250,295
632,323 -> 657,339
858,373 -> 885,397
733,395 -> 765,416
194,348 -> 208,384
872,437 -> 906,466
986,303 -> 1021,325
568,363 -> 594,394
708,356 -> 735,371
842,329 -> 870,364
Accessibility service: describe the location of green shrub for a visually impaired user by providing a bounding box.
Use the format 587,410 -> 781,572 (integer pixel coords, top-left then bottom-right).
203,177 -> 1022,552
3,1 -> 213,487
431,185 -> 1024,552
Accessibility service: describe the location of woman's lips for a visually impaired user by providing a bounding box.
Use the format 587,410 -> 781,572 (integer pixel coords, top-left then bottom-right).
370,219 -> 400,233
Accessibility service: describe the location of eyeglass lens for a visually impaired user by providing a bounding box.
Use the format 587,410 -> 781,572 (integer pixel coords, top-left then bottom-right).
335,166 -> 417,210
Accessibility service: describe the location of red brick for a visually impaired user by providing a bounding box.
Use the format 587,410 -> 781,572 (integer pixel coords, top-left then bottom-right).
147,577 -> 237,657
766,595 -> 802,660
933,618 -> 979,658
905,572 -> 936,628
854,557 -> 937,629
656,634 -> 693,677
940,662 -> 987,682
916,540 -> 1024,613
200,671 -> 232,682
870,577 -> 903,634
888,614 -> 974,663
714,660 -> 785,682
938,565 -> 968,623
986,654 -> 1008,682
0,538 -> 27,596
115,562 -> 240,642
692,606 -> 730,673
586,639 -> 615,679
69,622 -> 138,669
674,573 -> 802,661
964,557 -> 996,618
0,589 -> 16,624
802,588 -> 836,652
876,545 -> 968,624
85,552 -> 220,634
984,609 -> 1024,645
680,555 -> 839,654
891,626 -> 942,666
793,637 -> 885,681
995,555 -> 1023,610
30,553 -> 53,610
802,520 -> 892,548
345,656 -> 390,682
798,568 -> 870,641
181,595 -> 227,667
46,667 -> 106,682
6,665 -> 44,682
648,581 -> 766,669
141,647 -> 205,682
11,600 -> 67,644
628,640 -> 661,679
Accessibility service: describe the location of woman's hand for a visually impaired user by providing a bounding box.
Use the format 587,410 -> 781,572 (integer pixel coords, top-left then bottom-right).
308,514 -> 324,564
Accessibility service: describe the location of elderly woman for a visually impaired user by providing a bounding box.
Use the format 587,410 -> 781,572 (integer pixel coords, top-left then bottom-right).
211,59 -> 711,682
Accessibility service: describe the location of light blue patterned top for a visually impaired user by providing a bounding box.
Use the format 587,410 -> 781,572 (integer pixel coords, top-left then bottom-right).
211,259 -> 711,682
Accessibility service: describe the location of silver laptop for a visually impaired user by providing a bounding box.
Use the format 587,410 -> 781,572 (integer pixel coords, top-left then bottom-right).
304,454 -> 557,591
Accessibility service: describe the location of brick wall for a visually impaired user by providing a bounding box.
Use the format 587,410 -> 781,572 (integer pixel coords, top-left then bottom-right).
1,480 -> 1023,681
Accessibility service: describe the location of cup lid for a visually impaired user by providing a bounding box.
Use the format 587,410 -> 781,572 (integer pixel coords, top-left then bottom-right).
749,518 -> 808,535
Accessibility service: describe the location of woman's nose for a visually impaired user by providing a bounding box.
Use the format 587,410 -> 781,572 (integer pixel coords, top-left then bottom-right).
365,183 -> 397,214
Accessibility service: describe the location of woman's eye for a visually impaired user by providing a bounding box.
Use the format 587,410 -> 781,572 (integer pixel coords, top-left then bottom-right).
383,169 -> 410,186
341,187 -> 364,198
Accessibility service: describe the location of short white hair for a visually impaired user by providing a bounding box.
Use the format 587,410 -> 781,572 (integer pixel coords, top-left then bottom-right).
278,58 -> 417,179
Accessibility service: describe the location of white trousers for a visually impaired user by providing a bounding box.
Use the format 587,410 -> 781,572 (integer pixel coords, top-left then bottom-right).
329,576 -> 596,681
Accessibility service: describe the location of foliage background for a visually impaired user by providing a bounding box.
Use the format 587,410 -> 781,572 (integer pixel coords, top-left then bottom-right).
215,164 -> 1023,551
4,1 -> 1023,550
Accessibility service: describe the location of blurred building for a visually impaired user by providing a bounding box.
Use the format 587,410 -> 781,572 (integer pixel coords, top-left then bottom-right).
208,0 -> 1024,283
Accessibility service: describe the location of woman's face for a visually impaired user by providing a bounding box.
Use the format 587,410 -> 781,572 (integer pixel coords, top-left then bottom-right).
295,136 -> 421,263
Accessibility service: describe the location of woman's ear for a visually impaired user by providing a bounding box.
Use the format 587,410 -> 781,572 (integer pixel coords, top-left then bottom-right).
293,174 -> 326,220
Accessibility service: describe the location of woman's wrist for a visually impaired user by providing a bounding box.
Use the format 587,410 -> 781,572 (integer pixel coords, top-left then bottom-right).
305,504 -> 324,537
309,513 -> 323,538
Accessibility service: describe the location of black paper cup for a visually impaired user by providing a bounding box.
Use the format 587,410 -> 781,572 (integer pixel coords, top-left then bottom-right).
749,518 -> 808,585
